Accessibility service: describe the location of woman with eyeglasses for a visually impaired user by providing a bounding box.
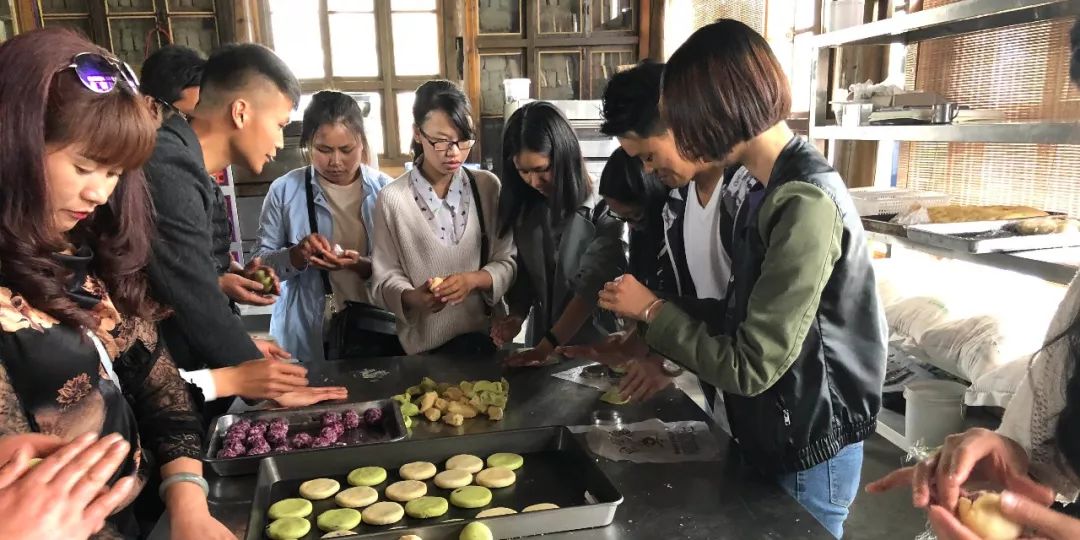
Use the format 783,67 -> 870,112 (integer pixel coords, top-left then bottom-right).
495,101 -> 628,367
370,80 -> 516,355
0,29 -> 231,539
255,90 -> 400,362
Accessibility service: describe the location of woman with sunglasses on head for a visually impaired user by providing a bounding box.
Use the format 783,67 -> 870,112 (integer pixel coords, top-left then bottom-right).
0,29 -> 231,539
370,80 -> 516,355
255,90 -> 399,362
496,102 -> 628,367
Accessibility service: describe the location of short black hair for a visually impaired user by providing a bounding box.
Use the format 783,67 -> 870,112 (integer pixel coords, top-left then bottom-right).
140,45 -> 205,105
497,101 -> 589,237
600,60 -> 665,137
662,19 -> 791,162
199,43 -> 301,109
410,80 -> 474,160
1071,17 -> 1080,86
599,147 -> 668,208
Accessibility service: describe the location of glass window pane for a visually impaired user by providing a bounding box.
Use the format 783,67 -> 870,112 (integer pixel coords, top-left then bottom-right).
269,0 -> 324,79
397,91 -> 416,156
391,0 -> 435,11
479,0 -> 520,34
592,0 -> 633,32
328,0 -> 373,11
106,0 -> 155,14
391,12 -> 439,76
109,17 -> 159,70
479,53 -> 524,116
538,52 -> 580,100
170,17 -> 218,55
590,48 -> 635,98
539,0 -> 580,34
40,0 -> 90,15
362,92 -> 386,156
167,0 -> 215,13
329,12 -> 379,77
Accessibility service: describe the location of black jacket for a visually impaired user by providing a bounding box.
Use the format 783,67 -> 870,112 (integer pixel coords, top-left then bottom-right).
144,116 -> 261,371
721,137 -> 886,473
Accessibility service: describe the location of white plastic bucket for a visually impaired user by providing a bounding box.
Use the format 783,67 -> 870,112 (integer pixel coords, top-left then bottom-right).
502,78 -> 531,103
904,380 -> 967,448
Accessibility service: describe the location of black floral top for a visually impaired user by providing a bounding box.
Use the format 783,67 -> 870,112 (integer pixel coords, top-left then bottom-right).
0,247 -> 202,538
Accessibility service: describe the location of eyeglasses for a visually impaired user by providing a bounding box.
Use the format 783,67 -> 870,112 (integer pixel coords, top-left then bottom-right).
65,53 -> 139,95
605,207 -> 646,225
418,128 -> 475,152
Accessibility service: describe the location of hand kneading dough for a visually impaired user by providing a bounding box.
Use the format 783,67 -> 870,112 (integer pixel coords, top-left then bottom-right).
523,503 -> 560,512
362,501 -> 406,525
317,508 -> 363,532
957,494 -> 1022,540
335,486 -> 379,508
268,498 -> 313,519
405,496 -> 450,519
399,461 -> 437,481
434,469 -> 474,489
459,521 -> 494,540
445,454 -> 484,474
475,507 -> 517,518
386,480 -> 428,502
300,478 -> 341,500
449,486 -> 492,509
475,467 -> 515,488
485,452 -> 523,471
347,466 -> 387,486
266,517 -> 311,540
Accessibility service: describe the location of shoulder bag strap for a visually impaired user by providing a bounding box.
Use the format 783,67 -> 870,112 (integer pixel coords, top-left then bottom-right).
304,167 -> 333,295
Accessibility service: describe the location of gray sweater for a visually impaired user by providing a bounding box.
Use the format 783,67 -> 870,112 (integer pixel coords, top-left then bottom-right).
370,169 -> 516,354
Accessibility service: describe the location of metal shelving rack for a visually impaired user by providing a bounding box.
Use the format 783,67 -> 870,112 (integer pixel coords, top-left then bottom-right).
807,0 -> 1080,285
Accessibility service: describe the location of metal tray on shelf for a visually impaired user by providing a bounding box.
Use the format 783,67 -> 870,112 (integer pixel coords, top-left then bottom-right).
204,399 -> 407,476
246,426 -> 623,540
907,220 -> 1080,254
860,214 -> 908,238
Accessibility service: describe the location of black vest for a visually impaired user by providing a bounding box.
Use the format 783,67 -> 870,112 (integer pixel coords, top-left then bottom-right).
723,136 -> 887,474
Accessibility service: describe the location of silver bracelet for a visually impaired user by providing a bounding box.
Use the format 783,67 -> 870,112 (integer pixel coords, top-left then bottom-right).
158,472 -> 210,500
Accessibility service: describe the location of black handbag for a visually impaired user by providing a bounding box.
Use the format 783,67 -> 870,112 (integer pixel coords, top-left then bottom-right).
304,168 -> 403,360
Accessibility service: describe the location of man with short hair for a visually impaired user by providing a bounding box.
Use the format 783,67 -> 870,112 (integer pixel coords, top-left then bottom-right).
144,44 -> 344,412
139,44 -> 205,121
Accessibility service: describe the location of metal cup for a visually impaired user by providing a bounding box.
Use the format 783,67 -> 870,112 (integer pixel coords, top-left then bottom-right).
932,102 -> 959,124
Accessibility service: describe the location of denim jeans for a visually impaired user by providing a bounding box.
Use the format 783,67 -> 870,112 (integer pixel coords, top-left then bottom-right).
777,441 -> 864,539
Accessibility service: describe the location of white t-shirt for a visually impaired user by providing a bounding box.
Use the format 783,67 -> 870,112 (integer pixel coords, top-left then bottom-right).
683,179 -> 732,301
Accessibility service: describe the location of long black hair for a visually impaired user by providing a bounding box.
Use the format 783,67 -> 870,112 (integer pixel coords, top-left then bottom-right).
1053,17 -> 1080,478
497,101 -> 589,237
410,80 -> 474,161
299,90 -> 372,165
598,147 -> 668,211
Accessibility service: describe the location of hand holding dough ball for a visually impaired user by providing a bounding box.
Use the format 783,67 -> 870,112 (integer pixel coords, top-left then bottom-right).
956,493 -> 1022,540
428,276 -> 445,291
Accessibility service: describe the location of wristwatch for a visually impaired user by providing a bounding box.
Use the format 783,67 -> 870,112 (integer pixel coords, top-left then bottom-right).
660,359 -> 684,377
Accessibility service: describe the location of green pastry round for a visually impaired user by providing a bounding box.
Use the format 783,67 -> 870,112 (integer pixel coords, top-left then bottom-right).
459,521 -> 494,540
266,517 -> 311,540
449,486 -> 492,509
347,466 -> 387,487
267,498 -> 314,519
405,496 -> 449,519
316,508 -> 362,532
485,452 -> 524,471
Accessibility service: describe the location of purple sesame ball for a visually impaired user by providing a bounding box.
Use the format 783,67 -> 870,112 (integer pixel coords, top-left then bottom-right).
224,432 -> 245,446
226,440 -> 246,454
247,439 -> 271,456
291,433 -> 313,449
246,432 -> 267,446
253,419 -> 269,429
312,437 -> 332,448
343,410 -> 361,430
269,417 -> 288,428
266,431 -> 287,446
230,419 -> 251,432
319,426 -> 340,442
320,412 -> 342,426
249,424 -> 267,437
216,447 -> 241,459
363,408 -> 383,428
271,443 -> 292,454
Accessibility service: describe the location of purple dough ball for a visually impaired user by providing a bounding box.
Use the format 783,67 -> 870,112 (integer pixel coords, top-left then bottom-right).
266,432 -> 286,446
247,439 -> 271,456
230,419 -> 251,432
268,424 -> 289,439
246,432 -> 267,447
253,419 -> 269,429
343,410 -> 361,430
319,426 -> 340,442
271,443 -> 292,454
363,408 -> 383,428
249,424 -> 267,437
311,437 -> 332,448
269,416 -> 288,427
320,412 -> 342,427
291,433 -> 313,449
224,432 -> 245,446
226,440 -> 246,454
216,448 -> 241,459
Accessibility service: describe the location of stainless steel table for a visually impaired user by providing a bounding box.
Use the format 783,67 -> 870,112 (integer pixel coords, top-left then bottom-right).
152,354 -> 831,539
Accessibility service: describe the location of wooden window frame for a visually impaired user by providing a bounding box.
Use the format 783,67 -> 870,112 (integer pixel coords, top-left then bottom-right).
262,0 -> 446,168
33,0 -> 231,54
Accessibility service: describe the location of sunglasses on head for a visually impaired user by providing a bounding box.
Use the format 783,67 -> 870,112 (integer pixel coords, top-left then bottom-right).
65,53 -> 139,95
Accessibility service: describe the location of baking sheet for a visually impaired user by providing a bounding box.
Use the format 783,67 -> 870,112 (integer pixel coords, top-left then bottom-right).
860,214 -> 908,238
246,426 -> 623,540
907,220 -> 1080,254
204,399 -> 407,476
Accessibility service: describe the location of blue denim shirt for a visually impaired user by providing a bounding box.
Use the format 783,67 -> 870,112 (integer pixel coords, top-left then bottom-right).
254,165 -> 393,362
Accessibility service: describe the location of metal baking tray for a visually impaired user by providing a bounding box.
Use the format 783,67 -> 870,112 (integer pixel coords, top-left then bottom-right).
246,426 -> 623,540
907,220 -> 1080,254
204,399 -> 406,476
861,214 -> 908,238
